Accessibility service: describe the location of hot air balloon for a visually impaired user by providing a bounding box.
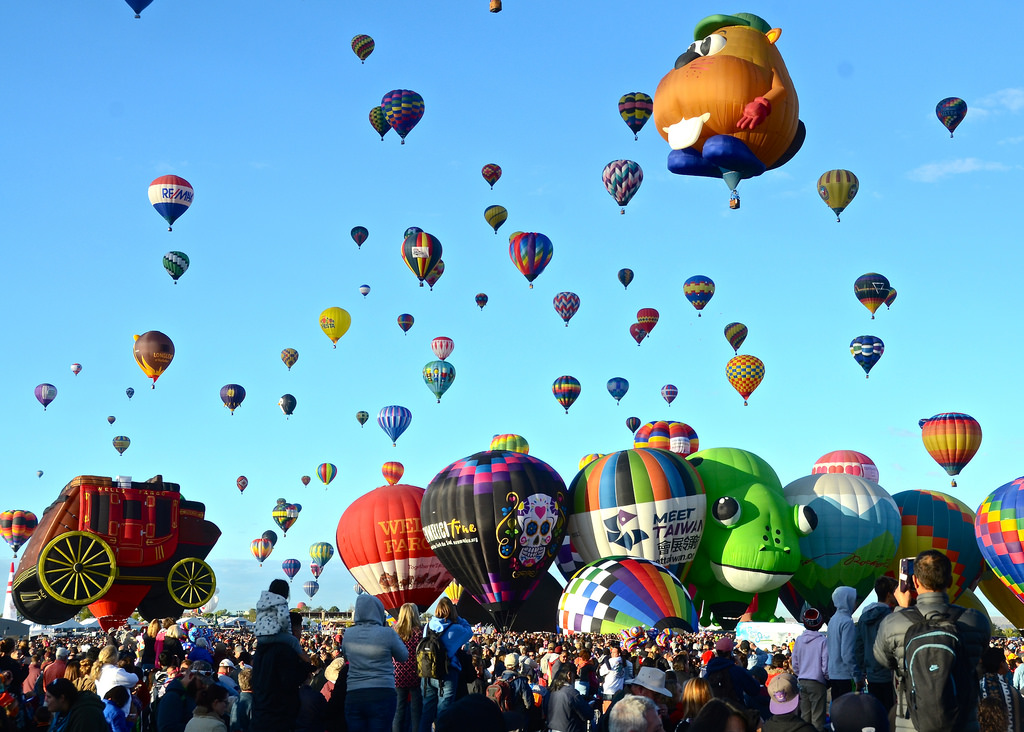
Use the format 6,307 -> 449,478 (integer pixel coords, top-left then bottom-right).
489,434 -> 529,454
567,449 -> 706,577
162,251 -> 189,284
382,462 -> 405,485
812,451 -> 879,483
397,314 -> 414,335
220,385 -> 245,415
317,463 -> 337,489
310,562 -> 322,579
272,499 -> 300,536
262,530 -> 278,547
475,293 -> 488,310
552,376 -> 581,414
280,348 -> 298,370
106,416 -> 115,425
421,451 -> 567,629
36,471 -> 43,478
358,285 -> 371,298
618,268 -> 634,290
626,417 -> 641,434
976,478 -> 1024,609
636,308 -> 659,336
424,260 -> 444,291
849,336 -> 884,378
884,288 -> 897,309
481,164 -> 502,189
606,378 -> 629,405
250,538 -> 272,566
553,292 -> 580,327
319,307 -> 351,348
401,231 -> 442,287
726,355 -> 765,406
920,413 -> 982,487
423,360 -> 456,403
0,511 -> 37,556
369,106 -> 391,141
431,337 -> 454,361
633,420 -> 699,456
339,482 -> 452,614
125,0 -> 153,18
273,394 -> 295,419
936,97 -> 967,138
70,363 -> 82,376
356,411 -> 369,427
508,232 -> 553,289
484,205 -> 507,234
683,275 -> 715,316
303,581 -> 320,599
817,169 -> 858,222
629,324 -> 647,345
579,454 -> 603,471
618,93 -> 654,140
378,406 -> 412,446
351,226 -> 368,249
558,557 -> 698,634
310,541 -> 334,568
132,331 -> 174,388
661,385 -> 677,406
149,175 -> 193,231
112,436 -> 130,455
282,559 -> 301,582
351,34 -> 374,63
381,89 -> 425,144
602,160 -> 643,213
34,384 -> 57,410
300,475 -> 310,487
724,323 -> 748,354
854,274 -> 891,319
237,476 -> 248,494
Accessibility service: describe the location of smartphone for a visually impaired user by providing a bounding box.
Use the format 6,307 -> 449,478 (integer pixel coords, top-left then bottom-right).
899,557 -> 915,594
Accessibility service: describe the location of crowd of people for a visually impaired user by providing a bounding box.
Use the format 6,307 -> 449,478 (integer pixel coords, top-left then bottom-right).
0,550 -> 1019,731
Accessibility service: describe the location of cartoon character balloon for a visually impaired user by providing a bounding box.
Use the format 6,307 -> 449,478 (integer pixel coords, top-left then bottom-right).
618,92 -> 654,140
936,97 -> 967,138
381,90 -> 425,144
552,376 -> 581,414
149,175 -> 193,231
508,232 -> 553,289
133,331 -> 174,387
0,511 -> 37,556
277,395 -> 297,418
319,307 -> 351,348
812,450 -> 879,483
726,355 -> 764,405
817,170 -> 859,222
919,413 -> 982,487
423,361 -> 456,403
850,336 -> 884,378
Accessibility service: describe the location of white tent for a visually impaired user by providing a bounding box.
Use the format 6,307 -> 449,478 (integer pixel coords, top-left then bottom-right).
28,618 -> 84,636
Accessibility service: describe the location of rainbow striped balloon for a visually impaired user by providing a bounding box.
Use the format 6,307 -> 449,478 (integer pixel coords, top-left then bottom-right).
509,232 -> 553,288
633,421 -> 698,456
919,412 -> 982,487
552,375 -> 581,414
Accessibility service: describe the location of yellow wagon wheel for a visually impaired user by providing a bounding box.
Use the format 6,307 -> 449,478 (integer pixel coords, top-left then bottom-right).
38,531 -> 116,605
167,558 -> 216,608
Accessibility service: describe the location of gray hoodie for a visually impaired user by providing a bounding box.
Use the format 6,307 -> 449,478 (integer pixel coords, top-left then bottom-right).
826,586 -> 859,681
342,594 -> 409,692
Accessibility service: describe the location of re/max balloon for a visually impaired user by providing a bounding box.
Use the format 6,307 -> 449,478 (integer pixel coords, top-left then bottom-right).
280,348 -> 298,370
618,93 -> 654,140
553,292 -> 580,327
606,378 -> 629,405
220,384 -> 246,415
817,170 -> 859,222
423,360 -> 456,403
401,231 -> 442,287
920,412 -> 982,487
378,405 -> 412,446
133,331 -> 174,388
319,307 -> 351,347
854,273 -> 891,319
602,160 -> 643,213
508,233 -> 553,289
381,90 -> 425,144
552,376 -> 581,413
163,251 -> 189,284
726,355 -> 764,406
382,462 -> 404,485
850,336 -> 884,378
369,106 -> 391,140
149,175 -> 193,231
936,97 -> 967,138
481,164 -> 502,189
683,276 -> 715,316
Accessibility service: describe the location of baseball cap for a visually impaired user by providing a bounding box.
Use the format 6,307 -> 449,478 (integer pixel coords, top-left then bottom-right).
714,637 -> 735,653
767,673 -> 800,714
219,659 -> 235,668
829,692 -> 889,732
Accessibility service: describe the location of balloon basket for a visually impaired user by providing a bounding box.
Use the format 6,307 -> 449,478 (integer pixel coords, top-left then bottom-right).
489,0 -> 502,11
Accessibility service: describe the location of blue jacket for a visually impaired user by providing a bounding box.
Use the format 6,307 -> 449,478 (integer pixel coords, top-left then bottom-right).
703,655 -> 760,698
827,586 -> 859,681
427,615 -> 472,670
854,601 -> 893,683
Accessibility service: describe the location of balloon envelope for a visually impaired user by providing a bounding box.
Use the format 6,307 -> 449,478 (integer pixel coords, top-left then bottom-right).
132,331 -> 174,387
724,323 -> 748,354
309,541 -> 335,568
397,314 -> 414,334
626,417 -> 641,434
423,361 -> 456,403
34,384 -> 57,410
0,511 -> 37,555
401,231 -> 442,287
552,376 -> 581,413
508,232 -> 553,288
281,348 -> 299,370
726,355 -> 765,405
618,269 -> 634,290
378,406 -> 412,446
351,34 -> 374,62
812,450 -> 879,483
319,307 -> 351,347
936,97 -> 967,137
262,530 -> 278,547
303,581 -> 319,599
633,421 -> 698,456
369,106 -> 391,140
381,89 -> 425,142
475,293 -> 488,310
920,412 -> 982,486
149,175 -> 193,230
112,436 -> 130,455
618,92 -> 654,139
602,160 -> 643,212
850,336 -> 884,377
484,205 -> 507,234
553,292 -> 580,326
481,164 -> 502,189
489,435 -> 529,454
251,538 -> 272,564
317,463 -> 337,487
237,476 -> 248,494
351,226 -> 369,248
854,273 -> 891,318
661,385 -> 677,406
975,477 -> 1024,607
431,337 -> 454,361
356,411 -> 369,426
382,462 -> 405,485
282,559 -> 301,580
817,169 -> 859,221
606,378 -> 629,404
163,251 -> 189,283
220,384 -> 246,414
683,276 -> 715,315
278,394 -> 296,416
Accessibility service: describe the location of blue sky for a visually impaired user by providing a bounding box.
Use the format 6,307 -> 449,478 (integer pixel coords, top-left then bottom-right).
3,1 -> 1023,618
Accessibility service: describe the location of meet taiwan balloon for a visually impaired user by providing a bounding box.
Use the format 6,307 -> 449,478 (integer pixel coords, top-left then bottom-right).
853,273 -> 891,319
309,541 -> 334,569
133,331 -> 174,387
508,232 -> 553,289
319,307 -> 351,348
850,336 -> 884,378
423,360 -> 456,403
484,206 -> 507,234
633,421 -> 699,456
724,323 -> 748,354
378,405 -> 412,446
626,417 -> 641,434
381,89 -> 425,144
272,499 -> 300,536
236,476 -> 248,494
34,384 -> 57,410
282,559 -> 301,582
369,106 -> 391,140
0,511 -> 37,556
481,164 -> 502,189
489,434 -> 529,454
661,385 -> 677,406
351,226 -> 368,249
149,175 -> 193,231
606,378 -> 629,405
382,462 -> 405,485
553,292 -> 580,326
317,463 -> 337,489
280,348 -> 298,370
112,436 -> 130,456
683,275 -> 715,316
163,251 -> 189,284
602,160 -> 643,213
552,376 -> 581,414
618,268 -> 634,290
421,451 -> 567,629
726,355 -> 764,405
397,314 -> 414,334
920,412 -> 982,487
401,231 -> 442,287
812,451 -> 879,483
475,293 -> 488,310
351,34 -> 374,63
936,97 -> 967,138
250,538 -> 272,566
220,385 -> 245,415
618,92 -> 654,140
817,170 -> 858,222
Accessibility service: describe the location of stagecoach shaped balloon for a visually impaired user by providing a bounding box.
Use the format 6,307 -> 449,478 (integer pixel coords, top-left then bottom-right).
148,175 -> 193,231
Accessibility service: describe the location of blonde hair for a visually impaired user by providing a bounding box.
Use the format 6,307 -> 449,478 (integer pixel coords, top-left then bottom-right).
91,645 -> 118,679
434,597 -> 458,621
147,619 -> 161,638
395,603 -> 422,642
681,677 -> 713,719
165,625 -> 181,639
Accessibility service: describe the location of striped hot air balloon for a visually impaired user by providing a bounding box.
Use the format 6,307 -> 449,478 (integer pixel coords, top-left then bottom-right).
633,421 -> 698,456
382,462 -> 404,485
378,406 -> 412,446
602,160 -> 643,213
919,413 -> 982,487
817,169 -> 859,222
552,376 -> 581,414
508,233 -> 553,289
618,92 -> 654,140
350,34 -> 374,63
317,463 -> 336,489
489,434 -> 529,454
148,175 -> 193,231
683,276 -> 715,316
553,292 -> 580,327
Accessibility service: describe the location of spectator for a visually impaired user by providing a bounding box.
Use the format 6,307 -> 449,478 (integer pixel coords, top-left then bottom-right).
91,645 -> 139,716
255,580 -> 309,664
702,638 -> 759,709
608,694 -> 662,732
228,667 -> 253,732
599,646 -> 630,713
827,692 -> 890,732
419,597 -> 472,732
22,652 -> 42,699
72,658 -> 97,692
761,673 -> 814,732
434,694 -> 505,732
686,697 -> 758,732
826,586 -> 859,701
42,647 -> 69,688
790,608 -> 828,732
978,645 -> 1023,730
676,677 -> 712,731
217,660 -> 239,695
141,620 -> 161,675
341,593 -> 407,732
163,626 -> 186,666
545,665 -> 590,732
159,661 -> 214,732
251,612 -> 313,732
184,683 -> 230,732
854,575 -> 898,712
319,658 -> 347,732
188,639 -> 215,666
392,602 -> 423,732
44,678 -> 106,730
978,696 -> 1010,732
103,686 -> 132,732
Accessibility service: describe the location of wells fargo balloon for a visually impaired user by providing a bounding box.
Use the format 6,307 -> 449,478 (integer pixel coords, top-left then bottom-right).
356,411 -> 369,427
683,275 -> 715,316
484,205 -> 507,234
350,34 -> 374,63
606,378 -> 629,405
378,405 -> 412,446
920,412 -> 982,487
553,292 -> 580,326
34,384 -> 57,411
508,232 -> 553,289
431,337 -> 454,361
0,511 -> 37,555
401,231 -> 442,287
369,106 -> 391,140
817,170 -> 858,222
319,307 -> 351,348
112,436 -> 131,456
381,89 -> 425,144
558,557 -> 698,634
568,449 -> 706,577
626,417 -> 641,434
250,538 -> 272,566
724,323 -> 748,354
220,384 -> 246,415
282,558 -> 301,581
425,260 -> 444,291
421,451 -> 567,629
236,476 -> 248,494
149,175 -> 193,231
602,160 -> 643,214
272,499 -> 300,536
812,450 -> 879,483
397,314 -> 414,334
976,477 -> 1024,609
317,463 -> 337,488
629,323 -> 648,345
854,273 -> 891,319
423,361 -> 456,403
936,97 -> 967,138
351,226 -> 368,249
552,376 -> 581,414
475,293 -> 488,310
133,331 -> 174,387
481,163 -> 502,189
726,354 -> 764,405
618,268 -> 634,290
280,348 -> 298,370
633,421 -> 699,456
382,462 -> 405,486
618,92 -> 654,140
489,434 -> 529,454
163,252 -> 189,284
850,336 -> 884,378
636,308 -> 659,336
309,541 -> 334,568
338,483 -> 452,613
661,385 -> 678,406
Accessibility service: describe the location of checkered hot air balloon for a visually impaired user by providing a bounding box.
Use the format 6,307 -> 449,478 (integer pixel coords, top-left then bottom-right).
381,90 -> 425,144
919,412 -> 982,487
976,477 -> 1024,607
726,355 -> 764,406
683,276 -> 715,316
660,385 -> 677,406
602,160 -> 643,214
280,348 -> 298,370
936,97 -> 967,138
369,106 -> 391,141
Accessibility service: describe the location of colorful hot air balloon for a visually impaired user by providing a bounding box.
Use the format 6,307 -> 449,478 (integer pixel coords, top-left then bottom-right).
397,314 -> 414,334
579,454 -> 603,471
303,580 -> 320,599
884,288 -> 898,309
237,476 -> 248,494
317,463 -> 337,489
319,307 -> 351,348
636,308 -> 659,336
919,412 -> 982,487
107,416 -> 115,425
125,0 -> 153,18
351,226 -> 369,249
133,331 -> 174,387
378,405 -> 412,446
812,451 -> 879,483
629,324 -> 647,345
262,530 -> 278,547
850,336 -> 884,378
423,360 -> 456,403
553,292 -> 580,327
421,451 -> 567,629
661,385 -> 677,406
310,541 -> 334,569
68,363 -> 82,376
817,169 -> 859,222
351,34 -> 374,63
431,337 -> 454,361
606,378 -> 629,405
633,421 -> 699,456
602,160 -> 643,213
508,232 -> 553,289
489,434 -> 529,454
301,475 -> 311,486
484,205 -> 507,234
976,478 -> 1024,607
112,436 -> 130,455
618,268 -> 634,290
34,384 -> 57,410
618,92 -> 654,140
280,348 -> 299,370
475,293 -> 488,310
272,499 -> 300,536
149,175 -> 193,231
552,376 -> 581,414
356,411 -> 369,427
683,275 -> 715,316
220,384 -> 245,415
481,164 -> 502,189
282,558 -> 301,582
726,355 -> 765,406
567,449 -> 706,577
381,89 -> 425,144
369,106 -> 391,140
0,511 -> 37,556
310,562 -> 322,579
162,251 -> 189,284
724,323 -> 748,354
854,274 -> 891,319
382,462 -> 405,485
936,97 -> 967,138
401,231 -> 442,287
558,557 -> 698,634
250,538 -> 272,566
125,387 -> 135,400
424,260 -> 444,291
626,417 -> 641,434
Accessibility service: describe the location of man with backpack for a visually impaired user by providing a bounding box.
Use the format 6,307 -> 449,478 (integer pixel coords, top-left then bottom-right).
701,637 -> 759,710
485,653 -> 536,731
873,549 -> 990,732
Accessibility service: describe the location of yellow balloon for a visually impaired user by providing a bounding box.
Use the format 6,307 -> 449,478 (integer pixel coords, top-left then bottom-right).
816,169 -> 859,222
978,573 -> 1024,629
319,307 -> 351,348
952,587 -> 990,626
443,579 -> 462,604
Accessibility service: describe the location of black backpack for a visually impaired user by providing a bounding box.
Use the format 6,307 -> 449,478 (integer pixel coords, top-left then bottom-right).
901,605 -> 974,732
416,627 -> 449,680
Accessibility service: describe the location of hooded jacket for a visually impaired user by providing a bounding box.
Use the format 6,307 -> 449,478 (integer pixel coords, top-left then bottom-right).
827,586 -> 859,681
342,594 -> 408,692
66,690 -> 108,732
425,614 -> 473,671
255,590 -> 290,636
703,653 -> 760,699
790,629 -> 828,684
854,600 -> 893,683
